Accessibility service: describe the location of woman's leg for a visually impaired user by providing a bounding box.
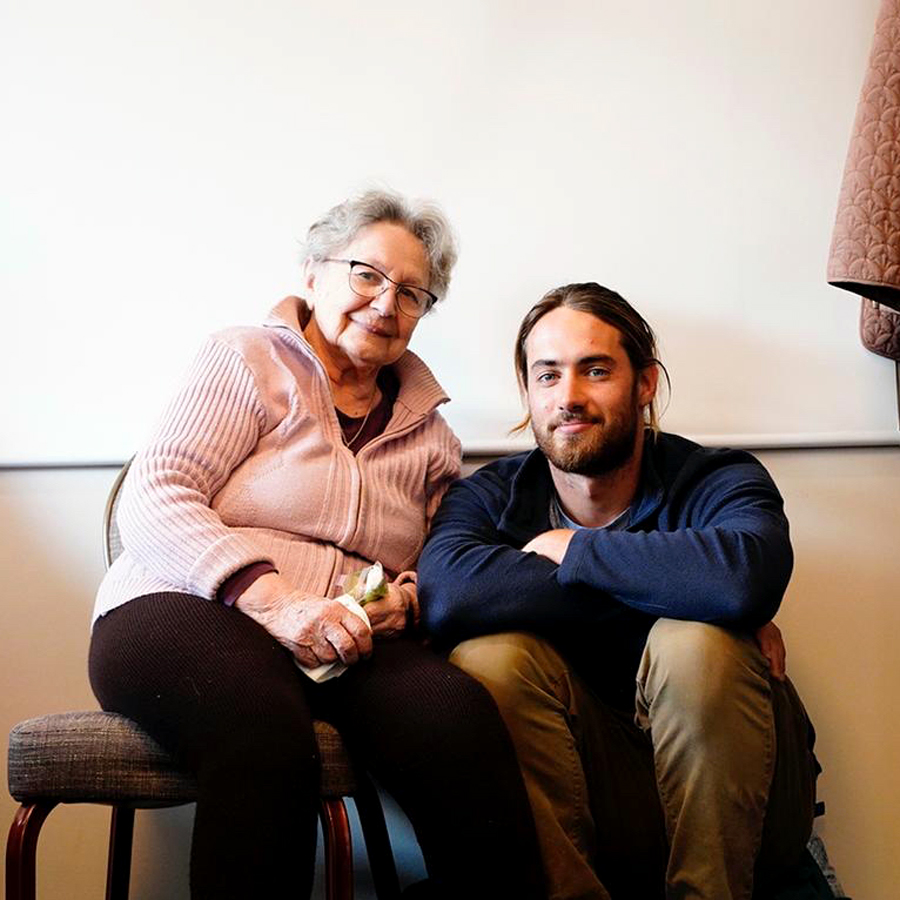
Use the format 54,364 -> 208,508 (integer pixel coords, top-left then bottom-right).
89,593 -> 320,900
318,638 -> 547,900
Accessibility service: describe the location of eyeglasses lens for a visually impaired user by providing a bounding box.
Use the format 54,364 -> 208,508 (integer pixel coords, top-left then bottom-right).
349,265 -> 429,317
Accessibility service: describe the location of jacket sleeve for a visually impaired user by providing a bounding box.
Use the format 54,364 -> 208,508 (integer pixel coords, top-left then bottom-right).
418,472 -> 625,645
390,415 -> 462,618
116,337 -> 275,599
424,415 -> 463,529
557,459 -> 793,627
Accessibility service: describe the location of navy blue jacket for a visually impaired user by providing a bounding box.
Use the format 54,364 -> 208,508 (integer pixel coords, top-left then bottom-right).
418,432 -> 793,705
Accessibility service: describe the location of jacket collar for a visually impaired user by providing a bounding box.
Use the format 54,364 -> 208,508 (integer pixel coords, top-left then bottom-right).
263,296 -> 450,417
499,431 -> 666,539
629,432 -> 666,525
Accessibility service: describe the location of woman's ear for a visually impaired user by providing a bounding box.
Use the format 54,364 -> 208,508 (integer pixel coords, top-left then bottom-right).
302,258 -> 317,300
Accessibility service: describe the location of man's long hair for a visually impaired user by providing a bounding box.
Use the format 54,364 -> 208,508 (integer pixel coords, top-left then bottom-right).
512,282 -> 669,434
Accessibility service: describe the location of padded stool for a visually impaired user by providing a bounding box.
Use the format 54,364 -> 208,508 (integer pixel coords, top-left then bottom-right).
7,710 -> 400,900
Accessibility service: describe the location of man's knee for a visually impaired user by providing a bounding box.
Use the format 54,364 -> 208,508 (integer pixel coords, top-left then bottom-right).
638,619 -> 770,730
449,632 -> 570,714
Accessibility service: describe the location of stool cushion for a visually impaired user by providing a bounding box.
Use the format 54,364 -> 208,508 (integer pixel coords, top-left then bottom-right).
8,711 -> 357,806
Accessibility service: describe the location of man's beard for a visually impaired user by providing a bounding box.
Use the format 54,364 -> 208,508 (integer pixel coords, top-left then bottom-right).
533,403 -> 641,477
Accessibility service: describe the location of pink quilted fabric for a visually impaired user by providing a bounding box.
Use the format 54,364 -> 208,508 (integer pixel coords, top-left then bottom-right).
828,0 -> 900,361
861,298 -> 900,359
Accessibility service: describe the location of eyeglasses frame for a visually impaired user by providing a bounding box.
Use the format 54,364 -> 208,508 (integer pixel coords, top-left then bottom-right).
322,258 -> 437,318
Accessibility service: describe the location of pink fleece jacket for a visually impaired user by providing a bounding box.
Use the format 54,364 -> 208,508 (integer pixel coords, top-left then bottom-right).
93,297 -> 461,624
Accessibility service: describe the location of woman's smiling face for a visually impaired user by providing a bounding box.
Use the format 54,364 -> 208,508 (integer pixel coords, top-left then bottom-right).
304,221 -> 430,373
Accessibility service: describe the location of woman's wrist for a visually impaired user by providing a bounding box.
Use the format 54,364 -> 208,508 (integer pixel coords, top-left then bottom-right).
218,562 -> 279,607
233,570 -> 288,617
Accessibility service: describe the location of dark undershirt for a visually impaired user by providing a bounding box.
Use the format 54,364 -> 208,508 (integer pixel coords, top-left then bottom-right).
336,367 -> 399,454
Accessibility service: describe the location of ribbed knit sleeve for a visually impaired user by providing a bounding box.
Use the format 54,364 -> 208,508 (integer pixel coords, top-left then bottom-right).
116,337 -> 273,599
425,414 -> 462,527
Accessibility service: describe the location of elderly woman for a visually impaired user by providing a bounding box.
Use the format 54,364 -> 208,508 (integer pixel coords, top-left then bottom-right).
89,190 -> 544,900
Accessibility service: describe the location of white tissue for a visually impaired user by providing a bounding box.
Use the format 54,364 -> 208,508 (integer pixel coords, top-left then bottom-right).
295,595 -> 372,683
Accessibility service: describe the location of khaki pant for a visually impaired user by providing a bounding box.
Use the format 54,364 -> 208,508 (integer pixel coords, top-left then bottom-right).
450,621 -> 817,900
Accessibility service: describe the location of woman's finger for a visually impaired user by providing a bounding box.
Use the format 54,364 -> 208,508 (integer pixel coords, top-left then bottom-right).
340,608 -> 373,657
325,625 -> 363,665
294,644 -> 329,668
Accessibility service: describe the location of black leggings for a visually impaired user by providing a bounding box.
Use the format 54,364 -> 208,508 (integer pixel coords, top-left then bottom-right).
89,594 -> 545,900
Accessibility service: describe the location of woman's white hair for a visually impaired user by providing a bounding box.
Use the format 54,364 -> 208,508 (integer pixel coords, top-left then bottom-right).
301,189 -> 458,302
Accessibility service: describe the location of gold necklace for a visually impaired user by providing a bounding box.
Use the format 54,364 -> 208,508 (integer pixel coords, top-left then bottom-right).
342,389 -> 378,448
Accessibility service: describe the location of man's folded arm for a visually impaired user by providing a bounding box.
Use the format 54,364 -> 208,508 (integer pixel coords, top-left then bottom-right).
418,479 -> 624,645
557,472 -> 793,628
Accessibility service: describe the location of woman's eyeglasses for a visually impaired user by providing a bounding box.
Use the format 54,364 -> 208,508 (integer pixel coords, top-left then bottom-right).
324,259 -> 437,318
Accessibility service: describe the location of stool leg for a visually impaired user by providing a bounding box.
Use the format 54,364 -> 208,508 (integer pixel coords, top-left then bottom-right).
319,798 -> 354,900
105,806 -> 135,900
6,801 -> 56,900
353,778 -> 400,900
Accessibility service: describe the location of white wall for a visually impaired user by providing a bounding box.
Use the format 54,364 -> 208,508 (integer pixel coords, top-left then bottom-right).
764,448 -> 900,900
2,450 -> 900,899
1,0 -> 898,463
3,1 -> 899,897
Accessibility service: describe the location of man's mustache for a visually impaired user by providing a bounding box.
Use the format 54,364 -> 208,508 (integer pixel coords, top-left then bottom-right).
550,412 -> 602,429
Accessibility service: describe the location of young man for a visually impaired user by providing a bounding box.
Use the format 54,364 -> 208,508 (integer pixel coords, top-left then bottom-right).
418,283 -> 818,900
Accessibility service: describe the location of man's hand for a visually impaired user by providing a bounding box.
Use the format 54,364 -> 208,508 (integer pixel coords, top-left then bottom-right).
521,529 -> 576,565
754,620 -> 786,681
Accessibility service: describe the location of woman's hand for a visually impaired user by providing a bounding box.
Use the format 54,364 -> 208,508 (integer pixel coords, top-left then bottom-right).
754,620 -> 786,682
365,582 -> 411,639
235,573 -> 373,668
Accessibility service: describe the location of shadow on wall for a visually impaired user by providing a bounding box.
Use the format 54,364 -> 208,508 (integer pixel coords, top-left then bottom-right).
125,794 -> 426,900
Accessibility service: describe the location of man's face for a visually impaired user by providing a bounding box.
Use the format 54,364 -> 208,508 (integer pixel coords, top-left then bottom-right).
525,306 -> 657,476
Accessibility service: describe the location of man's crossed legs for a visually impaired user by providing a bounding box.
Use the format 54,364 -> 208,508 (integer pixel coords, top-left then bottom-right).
450,619 -> 817,900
